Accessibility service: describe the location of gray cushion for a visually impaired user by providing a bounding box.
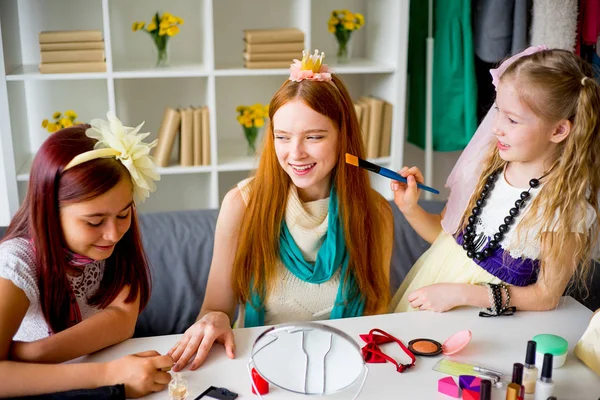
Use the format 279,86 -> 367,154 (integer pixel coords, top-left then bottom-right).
135,209 -> 218,337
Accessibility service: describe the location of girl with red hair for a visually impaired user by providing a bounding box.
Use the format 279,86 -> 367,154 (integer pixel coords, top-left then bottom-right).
169,50 -> 393,371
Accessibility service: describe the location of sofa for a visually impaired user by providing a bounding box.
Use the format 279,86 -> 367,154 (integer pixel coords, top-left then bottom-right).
0,199 -> 598,339
134,200 -> 446,337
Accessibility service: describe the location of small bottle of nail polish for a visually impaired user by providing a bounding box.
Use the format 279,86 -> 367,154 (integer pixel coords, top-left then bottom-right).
523,340 -> 538,394
511,362 -> 525,400
534,353 -> 554,400
480,379 -> 492,400
169,372 -> 188,400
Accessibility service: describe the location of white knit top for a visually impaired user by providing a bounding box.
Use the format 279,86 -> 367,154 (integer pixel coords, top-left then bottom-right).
236,178 -> 341,327
0,237 -> 105,341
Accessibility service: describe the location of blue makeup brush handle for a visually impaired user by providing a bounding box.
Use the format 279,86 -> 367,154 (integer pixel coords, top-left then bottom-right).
379,167 -> 440,195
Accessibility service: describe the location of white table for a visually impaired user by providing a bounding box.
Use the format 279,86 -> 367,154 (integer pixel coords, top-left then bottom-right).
84,297 -> 600,399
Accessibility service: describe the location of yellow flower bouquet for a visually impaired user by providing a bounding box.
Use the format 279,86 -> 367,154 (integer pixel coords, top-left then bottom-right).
41,110 -> 80,134
236,104 -> 269,155
132,11 -> 184,67
328,9 -> 365,63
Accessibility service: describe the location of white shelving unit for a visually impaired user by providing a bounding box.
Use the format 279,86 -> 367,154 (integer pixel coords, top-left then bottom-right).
0,0 -> 409,222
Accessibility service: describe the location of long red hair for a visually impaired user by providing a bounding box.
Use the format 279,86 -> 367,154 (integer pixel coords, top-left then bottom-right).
232,75 -> 390,314
1,125 -> 151,333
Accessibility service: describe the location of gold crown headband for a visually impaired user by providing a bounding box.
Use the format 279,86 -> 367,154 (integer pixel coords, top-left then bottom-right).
63,112 -> 160,203
289,49 -> 332,82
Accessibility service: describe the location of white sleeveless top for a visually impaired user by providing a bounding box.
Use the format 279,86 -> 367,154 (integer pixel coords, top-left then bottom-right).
0,237 -> 105,341
236,178 -> 341,327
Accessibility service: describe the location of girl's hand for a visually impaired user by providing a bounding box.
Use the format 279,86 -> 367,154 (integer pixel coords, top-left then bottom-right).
167,311 -> 235,371
104,351 -> 173,398
391,166 -> 424,214
407,283 -> 465,313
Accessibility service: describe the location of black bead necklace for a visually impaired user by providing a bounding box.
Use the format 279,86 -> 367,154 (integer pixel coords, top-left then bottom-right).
462,168 -> 544,261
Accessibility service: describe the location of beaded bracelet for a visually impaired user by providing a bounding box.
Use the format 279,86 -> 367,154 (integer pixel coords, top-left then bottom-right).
478,282 -> 516,317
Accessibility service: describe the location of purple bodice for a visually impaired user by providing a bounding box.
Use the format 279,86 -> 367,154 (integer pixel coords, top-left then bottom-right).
456,231 -> 539,286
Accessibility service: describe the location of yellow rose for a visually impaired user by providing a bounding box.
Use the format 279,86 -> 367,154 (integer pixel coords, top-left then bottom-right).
328,16 -> 338,26
147,22 -> 157,32
41,119 -> 49,128
175,17 -> 184,25
47,122 -> 58,133
255,118 -> 265,128
355,13 -> 365,27
343,21 -> 355,30
52,111 -> 62,120
159,20 -> 170,29
236,106 -> 246,113
244,119 -> 253,128
159,28 -> 167,36
166,26 -> 180,36
65,110 -> 78,119
328,25 -> 336,33
162,12 -> 172,19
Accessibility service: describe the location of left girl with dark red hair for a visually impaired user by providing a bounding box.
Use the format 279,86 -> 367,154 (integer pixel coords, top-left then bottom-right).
0,114 -> 173,398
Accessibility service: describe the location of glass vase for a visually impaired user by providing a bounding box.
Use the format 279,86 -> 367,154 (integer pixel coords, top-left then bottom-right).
154,45 -> 169,67
334,30 -> 353,64
243,126 -> 259,156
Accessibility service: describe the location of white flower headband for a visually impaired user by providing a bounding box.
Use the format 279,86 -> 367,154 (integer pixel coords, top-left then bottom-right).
63,112 -> 160,203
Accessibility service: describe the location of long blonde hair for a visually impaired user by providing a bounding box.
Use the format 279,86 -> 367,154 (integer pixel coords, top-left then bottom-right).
232,75 -> 390,314
460,50 -> 600,289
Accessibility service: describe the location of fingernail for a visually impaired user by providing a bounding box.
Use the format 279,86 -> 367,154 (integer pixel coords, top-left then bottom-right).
391,183 -> 399,191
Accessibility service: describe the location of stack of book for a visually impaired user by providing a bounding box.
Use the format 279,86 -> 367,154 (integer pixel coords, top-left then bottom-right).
153,106 -> 211,168
243,28 -> 304,69
354,97 -> 393,159
38,30 -> 106,74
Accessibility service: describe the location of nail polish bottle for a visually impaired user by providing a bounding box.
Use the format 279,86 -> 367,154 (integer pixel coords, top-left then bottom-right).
511,362 -> 525,400
534,353 -> 555,400
523,340 -> 539,394
506,384 -> 519,400
480,379 -> 492,400
168,372 -> 188,400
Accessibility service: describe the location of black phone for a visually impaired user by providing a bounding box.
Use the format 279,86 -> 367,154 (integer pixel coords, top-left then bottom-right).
194,386 -> 238,400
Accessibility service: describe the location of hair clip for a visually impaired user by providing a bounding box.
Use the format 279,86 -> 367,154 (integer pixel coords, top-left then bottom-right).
289,49 -> 332,82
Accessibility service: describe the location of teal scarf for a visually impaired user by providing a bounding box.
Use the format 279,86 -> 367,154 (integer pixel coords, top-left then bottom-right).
244,187 -> 365,328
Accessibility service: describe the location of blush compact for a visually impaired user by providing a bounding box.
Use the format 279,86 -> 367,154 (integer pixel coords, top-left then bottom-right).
409,330 -> 472,357
408,338 -> 443,356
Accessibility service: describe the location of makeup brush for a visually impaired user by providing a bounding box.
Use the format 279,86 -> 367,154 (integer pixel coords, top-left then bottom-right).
345,153 -> 440,195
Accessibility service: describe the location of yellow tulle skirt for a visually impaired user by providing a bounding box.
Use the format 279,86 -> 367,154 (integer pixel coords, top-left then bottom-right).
390,231 -> 502,313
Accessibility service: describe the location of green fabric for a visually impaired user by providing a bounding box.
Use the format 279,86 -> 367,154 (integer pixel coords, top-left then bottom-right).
244,187 -> 365,328
407,0 -> 478,152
